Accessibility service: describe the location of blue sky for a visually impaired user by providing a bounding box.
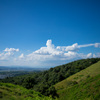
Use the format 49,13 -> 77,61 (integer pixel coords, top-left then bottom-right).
0,0 -> 100,67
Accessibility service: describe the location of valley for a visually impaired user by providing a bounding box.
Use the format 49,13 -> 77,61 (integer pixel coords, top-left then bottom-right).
0,58 -> 100,100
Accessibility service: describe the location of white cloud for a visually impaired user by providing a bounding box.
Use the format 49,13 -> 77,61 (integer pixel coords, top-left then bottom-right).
19,53 -> 24,59
78,44 -> 94,48
78,43 -> 100,48
93,53 -> 100,58
94,43 -> 100,48
46,39 -> 54,48
87,53 -> 93,58
26,40 -> 100,63
0,48 -> 19,60
0,52 -> 13,60
34,39 -> 63,56
0,40 -> 100,67
57,43 -> 79,52
4,48 -> 19,52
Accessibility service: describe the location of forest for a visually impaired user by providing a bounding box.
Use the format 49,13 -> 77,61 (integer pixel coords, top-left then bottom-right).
1,58 -> 100,98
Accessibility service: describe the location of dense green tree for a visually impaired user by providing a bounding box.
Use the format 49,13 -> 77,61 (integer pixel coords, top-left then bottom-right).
0,58 -> 100,97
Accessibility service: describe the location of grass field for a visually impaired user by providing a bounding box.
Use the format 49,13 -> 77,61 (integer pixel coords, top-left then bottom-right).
0,60 -> 100,100
0,82 -> 54,100
55,61 -> 100,100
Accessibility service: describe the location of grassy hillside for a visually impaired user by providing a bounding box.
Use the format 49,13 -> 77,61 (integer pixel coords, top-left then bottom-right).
0,82 -> 54,100
1,58 -> 100,97
55,61 -> 100,100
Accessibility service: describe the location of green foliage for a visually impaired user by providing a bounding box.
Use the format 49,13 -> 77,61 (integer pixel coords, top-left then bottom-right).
55,61 -> 100,100
48,86 -> 58,98
0,58 -> 100,97
0,82 -> 54,100
55,61 -> 100,90
22,76 -> 35,89
57,74 -> 100,100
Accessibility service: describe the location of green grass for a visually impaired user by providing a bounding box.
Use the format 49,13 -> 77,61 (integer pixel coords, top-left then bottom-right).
0,82 -> 54,100
55,61 -> 100,100
0,60 -> 100,100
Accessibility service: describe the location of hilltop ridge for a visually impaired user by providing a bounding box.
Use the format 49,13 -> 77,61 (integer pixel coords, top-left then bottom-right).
1,58 -> 100,97
55,61 -> 100,100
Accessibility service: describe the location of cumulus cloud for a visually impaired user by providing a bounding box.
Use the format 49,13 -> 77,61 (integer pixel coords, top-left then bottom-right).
0,40 -> 100,67
57,43 -> 79,52
0,52 -> 11,60
19,53 -> 24,59
56,43 -> 100,52
34,40 -> 63,56
26,40 -> 100,63
46,39 -> 54,48
4,48 -> 19,52
0,48 -> 19,60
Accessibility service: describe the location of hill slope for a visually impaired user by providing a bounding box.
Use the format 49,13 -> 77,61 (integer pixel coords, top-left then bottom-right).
1,58 -> 100,97
0,82 -> 53,100
55,61 -> 100,100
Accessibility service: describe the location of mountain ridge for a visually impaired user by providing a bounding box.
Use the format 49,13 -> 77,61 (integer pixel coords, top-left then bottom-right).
0,58 -> 100,98
55,61 -> 100,100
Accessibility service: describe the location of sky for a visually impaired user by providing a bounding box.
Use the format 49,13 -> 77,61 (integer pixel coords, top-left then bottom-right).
0,0 -> 100,68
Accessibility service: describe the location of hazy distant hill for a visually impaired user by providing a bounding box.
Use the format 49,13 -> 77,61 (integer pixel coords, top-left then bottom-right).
55,61 -> 100,100
0,66 -> 48,79
1,58 -> 100,97
0,66 -> 48,71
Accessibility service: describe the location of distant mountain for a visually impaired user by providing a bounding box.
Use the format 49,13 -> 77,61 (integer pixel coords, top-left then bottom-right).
55,61 -> 100,100
0,66 -> 48,79
0,66 -> 48,71
1,58 -> 100,97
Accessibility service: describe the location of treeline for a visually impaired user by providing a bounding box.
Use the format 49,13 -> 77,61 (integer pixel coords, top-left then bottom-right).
1,58 -> 100,97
